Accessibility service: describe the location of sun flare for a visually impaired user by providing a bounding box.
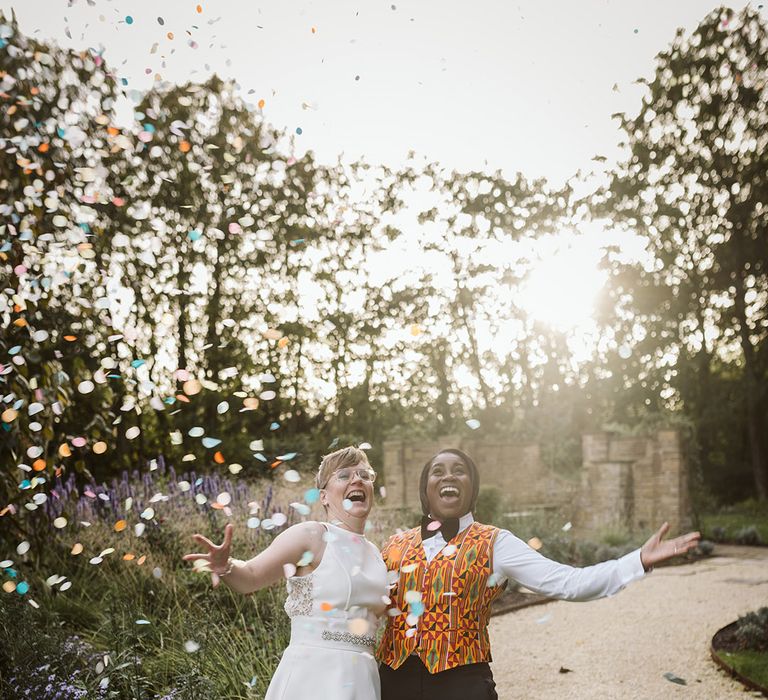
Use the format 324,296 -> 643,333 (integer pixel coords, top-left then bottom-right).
516,244 -> 606,331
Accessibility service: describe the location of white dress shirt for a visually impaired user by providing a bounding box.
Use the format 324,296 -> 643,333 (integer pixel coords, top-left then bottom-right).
421,512 -> 646,601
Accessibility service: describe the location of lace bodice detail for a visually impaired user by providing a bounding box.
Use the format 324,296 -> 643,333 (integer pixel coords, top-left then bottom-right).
285,575 -> 313,618
281,523 -> 387,624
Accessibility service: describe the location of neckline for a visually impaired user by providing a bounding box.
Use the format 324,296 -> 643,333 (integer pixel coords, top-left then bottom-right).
325,520 -> 368,539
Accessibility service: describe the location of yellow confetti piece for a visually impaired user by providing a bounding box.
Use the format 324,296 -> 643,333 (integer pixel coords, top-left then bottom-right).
93,441 -> 107,454
1,408 -> 17,422
71,543 -> 83,555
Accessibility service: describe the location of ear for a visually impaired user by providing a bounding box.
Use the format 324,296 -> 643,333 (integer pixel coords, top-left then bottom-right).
319,488 -> 328,507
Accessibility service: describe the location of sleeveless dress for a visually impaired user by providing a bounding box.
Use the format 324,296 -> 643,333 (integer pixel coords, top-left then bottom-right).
264,522 -> 389,700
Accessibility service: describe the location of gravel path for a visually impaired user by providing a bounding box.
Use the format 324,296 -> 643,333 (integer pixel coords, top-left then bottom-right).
489,545 -> 768,699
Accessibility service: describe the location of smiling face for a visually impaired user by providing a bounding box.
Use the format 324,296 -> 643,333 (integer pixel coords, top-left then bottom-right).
425,452 -> 474,520
320,462 -> 375,521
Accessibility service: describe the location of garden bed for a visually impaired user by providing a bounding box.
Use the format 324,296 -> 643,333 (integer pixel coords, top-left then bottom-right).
711,621 -> 768,697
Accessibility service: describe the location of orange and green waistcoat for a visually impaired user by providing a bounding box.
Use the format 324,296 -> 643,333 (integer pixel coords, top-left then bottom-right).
377,521 -> 506,674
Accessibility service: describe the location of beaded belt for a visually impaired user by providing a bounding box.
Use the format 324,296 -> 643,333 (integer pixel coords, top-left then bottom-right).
321,630 -> 376,647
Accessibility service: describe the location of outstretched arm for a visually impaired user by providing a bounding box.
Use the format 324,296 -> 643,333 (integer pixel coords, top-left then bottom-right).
183,521 -> 326,595
494,522 -> 700,602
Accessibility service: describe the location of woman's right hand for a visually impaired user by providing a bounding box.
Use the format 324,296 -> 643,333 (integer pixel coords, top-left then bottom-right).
182,522 -> 234,588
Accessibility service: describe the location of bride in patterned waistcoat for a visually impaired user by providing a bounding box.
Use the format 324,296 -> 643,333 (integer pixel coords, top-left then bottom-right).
377,448 -> 701,700
183,446 -> 388,700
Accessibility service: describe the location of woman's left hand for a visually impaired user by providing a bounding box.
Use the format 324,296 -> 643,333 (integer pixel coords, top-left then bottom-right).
640,522 -> 701,570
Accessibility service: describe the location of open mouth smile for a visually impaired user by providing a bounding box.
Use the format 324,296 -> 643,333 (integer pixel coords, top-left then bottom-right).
439,485 -> 460,500
346,489 -> 367,503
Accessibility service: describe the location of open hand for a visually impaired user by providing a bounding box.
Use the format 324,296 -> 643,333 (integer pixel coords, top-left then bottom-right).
182,522 -> 233,588
640,522 -> 701,570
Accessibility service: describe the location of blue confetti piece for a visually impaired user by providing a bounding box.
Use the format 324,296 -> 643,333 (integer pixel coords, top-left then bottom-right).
304,488 -> 320,504
269,422 -> 280,431
253,453 -> 267,462
131,359 -> 146,368
125,16 -> 134,25
295,127 -> 303,135
202,437 -> 222,448
188,229 -> 202,241
16,581 -> 29,595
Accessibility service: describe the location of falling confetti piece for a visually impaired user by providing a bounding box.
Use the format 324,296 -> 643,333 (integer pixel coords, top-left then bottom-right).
348,618 -> 370,635
466,419 -> 481,430
528,537 -> 543,550
135,619 -> 150,625
284,469 -> 300,483
125,426 -> 141,440
125,16 -> 134,25
304,488 -> 320,504
342,498 -> 353,511
216,492 -> 231,506
53,517 -> 67,529
663,672 -> 687,686
272,512 -> 288,527
114,520 -> 127,532
184,640 -> 200,653
297,551 -> 314,567
562,521 -> 572,531
71,543 -> 83,555
290,502 -> 311,516
283,563 -> 297,578
16,581 -> 29,595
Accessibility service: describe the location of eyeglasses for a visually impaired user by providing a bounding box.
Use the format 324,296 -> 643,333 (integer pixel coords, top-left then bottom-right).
331,468 -> 376,485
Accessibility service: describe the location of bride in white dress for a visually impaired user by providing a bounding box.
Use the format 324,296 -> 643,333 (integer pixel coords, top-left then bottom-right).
183,446 -> 388,700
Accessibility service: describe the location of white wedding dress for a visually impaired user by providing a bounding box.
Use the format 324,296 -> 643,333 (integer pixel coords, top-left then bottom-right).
264,522 -> 388,700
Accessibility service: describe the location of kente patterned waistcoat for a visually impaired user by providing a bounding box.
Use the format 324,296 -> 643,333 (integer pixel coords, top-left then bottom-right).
377,521 -> 506,674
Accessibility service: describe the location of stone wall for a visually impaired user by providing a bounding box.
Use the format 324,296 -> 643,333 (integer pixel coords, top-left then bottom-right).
382,430 -> 691,537
577,430 -> 692,536
382,434 -> 578,515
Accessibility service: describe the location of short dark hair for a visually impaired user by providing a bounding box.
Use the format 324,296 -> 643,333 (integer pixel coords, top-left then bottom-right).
418,448 -> 480,516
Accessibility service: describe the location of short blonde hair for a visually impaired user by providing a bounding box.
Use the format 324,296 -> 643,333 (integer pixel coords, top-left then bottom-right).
316,446 -> 371,489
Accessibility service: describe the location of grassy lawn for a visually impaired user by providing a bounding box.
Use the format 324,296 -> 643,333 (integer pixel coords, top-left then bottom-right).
699,501 -> 768,544
717,650 -> 768,689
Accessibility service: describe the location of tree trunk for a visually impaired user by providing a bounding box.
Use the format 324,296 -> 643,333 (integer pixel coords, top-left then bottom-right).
733,276 -> 768,500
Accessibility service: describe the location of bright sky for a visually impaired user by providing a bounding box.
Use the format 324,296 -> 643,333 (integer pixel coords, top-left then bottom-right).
1,0 -> 758,351
2,0 -> 756,184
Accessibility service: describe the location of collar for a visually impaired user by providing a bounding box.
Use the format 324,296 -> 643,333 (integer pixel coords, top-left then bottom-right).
426,511 -> 474,535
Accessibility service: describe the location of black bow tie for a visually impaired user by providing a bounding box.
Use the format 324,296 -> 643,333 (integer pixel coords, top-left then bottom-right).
421,516 -> 460,542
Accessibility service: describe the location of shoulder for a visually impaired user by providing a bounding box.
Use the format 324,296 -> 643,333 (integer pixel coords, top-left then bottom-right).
276,520 -> 326,546
469,521 -> 505,542
381,526 -> 420,558
385,526 -> 420,546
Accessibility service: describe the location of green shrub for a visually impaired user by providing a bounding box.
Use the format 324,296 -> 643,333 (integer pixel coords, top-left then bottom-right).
735,607 -> 768,652
475,485 -> 503,524
734,525 -> 764,546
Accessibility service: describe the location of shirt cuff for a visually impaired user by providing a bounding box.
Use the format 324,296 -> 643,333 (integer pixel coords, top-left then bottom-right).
619,548 -> 647,584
